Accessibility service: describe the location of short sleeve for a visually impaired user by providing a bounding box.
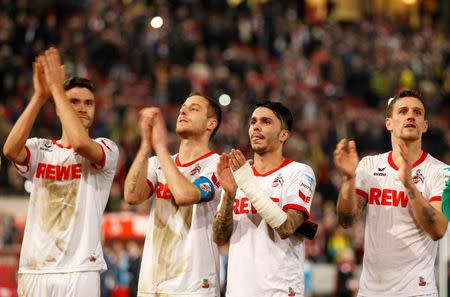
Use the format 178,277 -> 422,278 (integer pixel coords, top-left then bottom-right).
145,156 -> 159,197
195,156 -> 221,203
13,138 -> 42,180
91,138 -> 119,173
428,164 -> 450,202
282,165 -> 316,219
355,157 -> 372,200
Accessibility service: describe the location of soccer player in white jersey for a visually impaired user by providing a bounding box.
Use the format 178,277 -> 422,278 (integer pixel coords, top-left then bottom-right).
334,90 -> 449,297
3,47 -> 119,297
124,93 -> 222,297
213,101 -> 316,297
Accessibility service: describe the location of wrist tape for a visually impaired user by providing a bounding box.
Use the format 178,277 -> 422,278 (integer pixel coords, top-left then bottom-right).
233,162 -> 287,228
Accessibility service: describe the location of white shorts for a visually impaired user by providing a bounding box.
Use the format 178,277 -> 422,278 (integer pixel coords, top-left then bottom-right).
17,271 -> 100,297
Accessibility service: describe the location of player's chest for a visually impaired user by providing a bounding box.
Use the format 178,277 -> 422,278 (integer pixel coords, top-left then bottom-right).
233,174 -> 286,216
36,150 -> 84,181
367,167 -> 428,209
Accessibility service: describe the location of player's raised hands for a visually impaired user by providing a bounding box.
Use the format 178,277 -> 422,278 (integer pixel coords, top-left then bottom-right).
41,47 -> 65,92
151,108 -> 169,154
334,139 -> 359,179
228,149 -> 251,172
139,108 -> 156,150
217,153 -> 237,198
398,139 -> 413,188
32,57 -> 50,103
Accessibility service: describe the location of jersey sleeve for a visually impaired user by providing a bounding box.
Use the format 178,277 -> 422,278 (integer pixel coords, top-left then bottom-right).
194,156 -> 221,203
91,138 -> 119,173
428,164 -> 450,202
282,165 -> 316,219
145,156 -> 159,197
355,157 -> 372,200
13,138 -> 42,180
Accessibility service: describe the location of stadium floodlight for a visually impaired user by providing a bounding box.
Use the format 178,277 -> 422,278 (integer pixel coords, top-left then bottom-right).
150,16 -> 163,29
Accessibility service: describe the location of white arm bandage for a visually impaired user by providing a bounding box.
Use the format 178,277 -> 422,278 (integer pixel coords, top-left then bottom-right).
233,162 -> 287,229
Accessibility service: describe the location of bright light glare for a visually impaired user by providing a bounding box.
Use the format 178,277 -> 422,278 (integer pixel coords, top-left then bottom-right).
150,16 -> 163,29
219,94 -> 231,106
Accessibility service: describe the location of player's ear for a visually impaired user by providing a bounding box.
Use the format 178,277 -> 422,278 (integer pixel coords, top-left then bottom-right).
422,119 -> 428,133
280,130 -> 289,142
207,117 -> 217,132
385,117 -> 392,132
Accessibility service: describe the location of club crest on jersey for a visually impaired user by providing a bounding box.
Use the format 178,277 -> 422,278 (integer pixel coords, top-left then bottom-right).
412,169 -> 424,184
190,164 -> 201,176
89,254 -> 97,262
200,183 -> 211,193
419,276 -> 427,286
201,279 -> 210,288
287,287 -> 296,296
272,174 -> 284,187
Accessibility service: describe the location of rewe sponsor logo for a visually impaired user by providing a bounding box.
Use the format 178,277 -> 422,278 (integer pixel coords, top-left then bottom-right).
35,163 -> 82,180
234,197 -> 280,214
368,188 -> 408,207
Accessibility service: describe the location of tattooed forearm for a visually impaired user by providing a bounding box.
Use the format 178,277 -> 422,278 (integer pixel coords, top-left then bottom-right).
128,165 -> 144,194
407,189 -> 416,200
275,209 -> 304,239
422,204 -> 437,226
213,196 -> 234,245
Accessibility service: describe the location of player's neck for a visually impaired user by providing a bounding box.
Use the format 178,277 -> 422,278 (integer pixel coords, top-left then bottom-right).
391,137 -> 423,166
178,138 -> 211,164
252,151 -> 285,174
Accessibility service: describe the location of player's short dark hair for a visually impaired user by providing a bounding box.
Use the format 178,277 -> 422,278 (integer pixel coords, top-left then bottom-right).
255,101 -> 293,131
63,76 -> 95,92
189,92 -> 222,138
386,89 -> 426,118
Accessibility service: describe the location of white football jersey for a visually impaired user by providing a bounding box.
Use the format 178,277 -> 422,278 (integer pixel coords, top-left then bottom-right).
225,159 -> 316,297
15,138 -> 119,274
356,151 -> 448,297
138,151 -> 222,297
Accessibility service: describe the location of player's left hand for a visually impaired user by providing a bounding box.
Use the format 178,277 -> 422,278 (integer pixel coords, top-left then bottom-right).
217,153 -> 238,198
398,140 -> 413,188
228,149 -> 251,172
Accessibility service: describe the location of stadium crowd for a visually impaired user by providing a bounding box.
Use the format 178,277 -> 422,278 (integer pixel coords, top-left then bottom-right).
0,0 -> 449,296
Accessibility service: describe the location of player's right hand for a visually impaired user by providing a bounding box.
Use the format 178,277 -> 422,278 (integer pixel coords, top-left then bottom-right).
41,47 -> 65,92
217,153 -> 238,199
333,139 -> 359,179
32,57 -> 50,102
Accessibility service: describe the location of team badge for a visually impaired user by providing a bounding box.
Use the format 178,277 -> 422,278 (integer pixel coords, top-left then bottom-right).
419,276 -> 427,286
412,169 -> 424,184
199,183 -> 211,193
288,287 -> 296,296
202,279 -> 210,288
190,164 -> 201,176
89,253 -> 97,262
272,174 -> 284,187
